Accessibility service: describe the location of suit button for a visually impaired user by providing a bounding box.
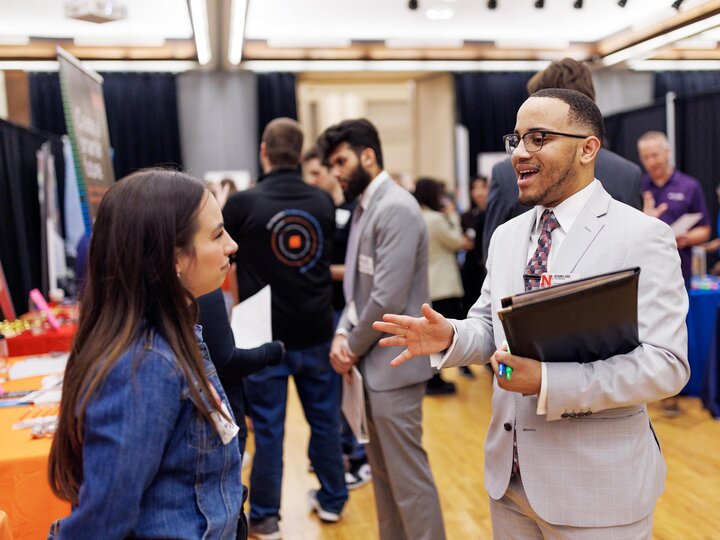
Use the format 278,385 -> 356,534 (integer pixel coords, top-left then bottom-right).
503,422 -> 512,432
561,413 -> 569,418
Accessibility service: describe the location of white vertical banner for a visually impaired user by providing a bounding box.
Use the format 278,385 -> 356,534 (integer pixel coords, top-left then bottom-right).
455,124 -> 470,213
37,142 -> 67,294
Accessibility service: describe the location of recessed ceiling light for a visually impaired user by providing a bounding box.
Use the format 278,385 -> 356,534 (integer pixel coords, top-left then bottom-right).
426,7 -> 454,20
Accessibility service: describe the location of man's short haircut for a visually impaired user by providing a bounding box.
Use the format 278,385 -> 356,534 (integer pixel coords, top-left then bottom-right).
531,88 -> 605,144
527,58 -> 596,102
637,130 -> 669,147
316,118 -> 384,169
261,117 -> 304,168
471,174 -> 488,187
302,147 -> 320,163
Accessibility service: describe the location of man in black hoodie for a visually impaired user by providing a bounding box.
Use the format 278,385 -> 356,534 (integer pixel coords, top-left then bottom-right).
223,118 -> 347,540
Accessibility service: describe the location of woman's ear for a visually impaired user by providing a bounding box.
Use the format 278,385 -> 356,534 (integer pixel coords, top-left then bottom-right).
175,248 -> 190,277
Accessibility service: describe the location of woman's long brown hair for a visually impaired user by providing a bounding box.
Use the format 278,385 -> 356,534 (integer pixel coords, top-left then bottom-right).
49,169 -> 223,504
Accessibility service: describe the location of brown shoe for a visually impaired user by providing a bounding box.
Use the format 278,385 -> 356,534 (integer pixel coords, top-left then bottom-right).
661,397 -> 681,418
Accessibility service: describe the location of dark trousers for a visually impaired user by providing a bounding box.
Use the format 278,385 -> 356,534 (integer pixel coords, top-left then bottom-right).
245,340 -> 348,520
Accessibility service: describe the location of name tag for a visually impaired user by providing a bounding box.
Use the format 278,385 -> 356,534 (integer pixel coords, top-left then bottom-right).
359,254 -> 374,276
540,273 -> 581,287
336,208 -> 351,228
211,401 -> 240,445
667,192 -> 685,201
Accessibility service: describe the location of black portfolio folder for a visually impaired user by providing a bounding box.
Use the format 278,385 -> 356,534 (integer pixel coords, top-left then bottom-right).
498,268 -> 640,364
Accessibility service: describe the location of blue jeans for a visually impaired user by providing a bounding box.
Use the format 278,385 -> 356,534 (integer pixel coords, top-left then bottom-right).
245,340 -> 347,521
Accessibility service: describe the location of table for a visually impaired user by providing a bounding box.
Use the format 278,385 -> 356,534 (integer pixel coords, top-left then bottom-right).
701,308 -> 720,418
6,323 -> 76,357
685,289 -> 720,413
0,364 -> 70,540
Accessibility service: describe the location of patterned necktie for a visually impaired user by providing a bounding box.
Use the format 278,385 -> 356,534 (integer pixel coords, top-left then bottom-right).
524,209 -> 560,292
511,209 -> 559,478
343,204 -> 364,304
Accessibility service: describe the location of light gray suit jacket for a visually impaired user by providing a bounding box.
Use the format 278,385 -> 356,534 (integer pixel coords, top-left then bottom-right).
442,182 -> 690,527
339,178 -> 434,392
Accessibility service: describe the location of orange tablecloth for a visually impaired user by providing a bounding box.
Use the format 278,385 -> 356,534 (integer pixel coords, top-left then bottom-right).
0,364 -> 70,540
6,324 -> 76,357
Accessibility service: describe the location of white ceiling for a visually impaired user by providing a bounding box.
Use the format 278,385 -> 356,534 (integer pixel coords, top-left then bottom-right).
0,0 -> 719,69
246,0 -> 688,43
0,0 -> 191,40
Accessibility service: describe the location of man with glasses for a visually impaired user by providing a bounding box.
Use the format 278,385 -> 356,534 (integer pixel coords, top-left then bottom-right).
483,57 -> 642,265
374,89 -> 689,538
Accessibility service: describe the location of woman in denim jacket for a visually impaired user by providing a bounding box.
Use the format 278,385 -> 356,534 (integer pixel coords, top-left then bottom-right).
48,169 -> 243,539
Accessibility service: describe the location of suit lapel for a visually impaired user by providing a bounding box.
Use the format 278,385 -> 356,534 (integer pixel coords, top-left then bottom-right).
512,211 -> 536,293
553,184 -> 611,273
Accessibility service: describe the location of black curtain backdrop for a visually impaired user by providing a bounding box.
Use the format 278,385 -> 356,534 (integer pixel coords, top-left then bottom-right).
454,72 -> 534,177
654,71 -> 720,100
29,72 -> 183,179
257,72 -> 297,141
0,119 -> 65,313
675,90 -> 720,237
603,102 -> 666,167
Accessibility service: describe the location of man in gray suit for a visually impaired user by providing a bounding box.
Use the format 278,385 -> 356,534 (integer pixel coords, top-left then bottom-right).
482,57 -> 643,263
375,89 -> 689,538
317,119 -> 446,540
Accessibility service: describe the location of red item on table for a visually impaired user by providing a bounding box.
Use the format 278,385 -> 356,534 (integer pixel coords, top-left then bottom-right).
6,323 -> 77,357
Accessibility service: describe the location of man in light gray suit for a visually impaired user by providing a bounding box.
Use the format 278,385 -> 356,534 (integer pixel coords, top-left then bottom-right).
375,89 -> 689,538
317,119 -> 446,540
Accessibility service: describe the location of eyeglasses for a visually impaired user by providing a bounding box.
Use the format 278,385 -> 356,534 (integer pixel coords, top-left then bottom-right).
503,130 -> 590,155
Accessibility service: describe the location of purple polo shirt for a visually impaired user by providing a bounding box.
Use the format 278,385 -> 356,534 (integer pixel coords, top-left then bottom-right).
642,170 -> 710,279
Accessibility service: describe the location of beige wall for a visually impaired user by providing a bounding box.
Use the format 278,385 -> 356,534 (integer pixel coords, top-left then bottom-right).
413,73 -> 455,192
297,73 -> 456,191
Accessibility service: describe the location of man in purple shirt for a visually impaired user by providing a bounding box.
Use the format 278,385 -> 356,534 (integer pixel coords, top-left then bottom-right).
638,130 -> 709,417
638,131 -> 710,281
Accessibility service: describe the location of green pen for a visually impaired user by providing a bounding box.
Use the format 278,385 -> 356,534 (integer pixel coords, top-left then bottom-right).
501,340 -> 513,380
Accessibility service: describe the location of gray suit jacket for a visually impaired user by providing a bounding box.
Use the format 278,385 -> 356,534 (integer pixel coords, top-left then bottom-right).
442,182 -> 690,527
483,148 -> 643,263
339,177 -> 434,392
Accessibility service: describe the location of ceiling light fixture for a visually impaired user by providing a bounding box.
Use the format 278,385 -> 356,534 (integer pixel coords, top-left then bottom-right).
228,0 -> 249,65
408,0 -> 418,10
672,0 -> 684,9
188,0 -> 211,65
535,0 -> 544,7
618,0 -> 627,6
601,12 -> 720,66
573,0 -> 583,9
487,0 -> 497,9
426,7 -> 454,20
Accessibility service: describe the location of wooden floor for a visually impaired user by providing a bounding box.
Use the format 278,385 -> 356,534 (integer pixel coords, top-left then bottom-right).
243,367 -> 720,540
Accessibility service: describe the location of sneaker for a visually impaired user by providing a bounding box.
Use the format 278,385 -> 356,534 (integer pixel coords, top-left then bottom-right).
307,489 -> 341,523
345,460 -> 372,490
661,397 -> 681,418
248,516 -> 281,540
459,366 -> 475,379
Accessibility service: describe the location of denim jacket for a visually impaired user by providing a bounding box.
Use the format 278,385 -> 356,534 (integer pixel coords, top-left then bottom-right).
49,325 -> 242,539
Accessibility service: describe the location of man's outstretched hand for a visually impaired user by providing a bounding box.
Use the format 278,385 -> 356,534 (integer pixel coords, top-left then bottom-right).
372,303 -> 454,366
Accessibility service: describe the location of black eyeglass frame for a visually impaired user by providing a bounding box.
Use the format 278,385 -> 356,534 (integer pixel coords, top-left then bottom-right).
503,130 -> 590,155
